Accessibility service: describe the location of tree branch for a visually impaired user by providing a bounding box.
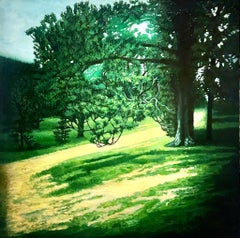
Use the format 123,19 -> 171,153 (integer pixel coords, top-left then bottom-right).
85,56 -> 177,70
139,43 -> 176,54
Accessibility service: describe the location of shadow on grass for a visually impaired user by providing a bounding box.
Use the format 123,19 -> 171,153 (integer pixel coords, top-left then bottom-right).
196,155 -> 239,238
22,148 -> 239,238
18,158 -> 239,238
195,126 -> 238,147
33,143 -> 237,197
14,228 -> 206,238
212,116 -> 238,123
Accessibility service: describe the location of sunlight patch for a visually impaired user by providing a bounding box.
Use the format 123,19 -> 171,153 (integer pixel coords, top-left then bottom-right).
133,187 -> 192,204
194,110 -> 205,127
118,161 -> 182,180
88,204 -> 143,226
6,165 -> 197,235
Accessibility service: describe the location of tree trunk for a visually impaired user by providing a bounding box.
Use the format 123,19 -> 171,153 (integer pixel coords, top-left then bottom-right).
168,88 -> 194,147
19,131 -> 24,150
77,112 -> 85,138
206,90 -> 214,140
167,0 -> 195,147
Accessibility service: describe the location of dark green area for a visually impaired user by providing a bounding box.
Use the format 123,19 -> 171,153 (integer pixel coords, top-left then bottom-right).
0,56 -> 30,125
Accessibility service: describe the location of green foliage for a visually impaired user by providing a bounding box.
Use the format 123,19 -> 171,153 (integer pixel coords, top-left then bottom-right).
83,69 -> 143,146
53,118 -> 71,144
10,71 -> 42,149
144,68 -> 177,137
25,0 -> 238,147
22,134 -> 39,150
0,57 -> 43,150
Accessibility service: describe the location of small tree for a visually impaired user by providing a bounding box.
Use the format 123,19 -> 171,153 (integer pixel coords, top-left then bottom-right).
10,78 -> 39,150
53,118 -> 71,144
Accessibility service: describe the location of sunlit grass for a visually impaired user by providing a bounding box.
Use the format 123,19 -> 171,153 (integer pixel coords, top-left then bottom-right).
2,107 -> 239,237
0,108 -> 215,163
22,144 -> 236,237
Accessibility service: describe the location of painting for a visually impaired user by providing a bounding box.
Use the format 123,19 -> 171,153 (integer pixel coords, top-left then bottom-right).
0,0 -> 239,237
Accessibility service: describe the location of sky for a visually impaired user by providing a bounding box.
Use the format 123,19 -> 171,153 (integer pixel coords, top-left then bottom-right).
0,0 -> 124,63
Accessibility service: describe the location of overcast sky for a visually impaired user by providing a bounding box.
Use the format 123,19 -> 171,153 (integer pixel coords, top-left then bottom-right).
0,0 -> 123,63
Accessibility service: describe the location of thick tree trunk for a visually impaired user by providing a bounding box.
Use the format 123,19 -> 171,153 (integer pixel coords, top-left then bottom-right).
77,112 -> 85,138
168,88 -> 194,147
167,0 -> 196,147
206,91 -> 214,140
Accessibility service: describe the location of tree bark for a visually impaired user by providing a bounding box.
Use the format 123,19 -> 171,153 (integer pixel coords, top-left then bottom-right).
167,0 -> 195,147
206,90 -> 214,140
168,87 -> 195,146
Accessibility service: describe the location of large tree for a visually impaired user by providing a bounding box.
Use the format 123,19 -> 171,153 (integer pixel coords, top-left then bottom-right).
27,0 -> 238,147
27,1 -> 149,145
149,0 -> 238,145
26,2 -> 109,138
147,0 -> 197,146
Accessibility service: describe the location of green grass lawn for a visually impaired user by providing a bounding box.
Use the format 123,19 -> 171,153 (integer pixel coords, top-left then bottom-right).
0,117 -> 88,163
30,145 -> 238,237
0,114 -> 168,163
0,108 -> 206,162
5,107 -> 238,238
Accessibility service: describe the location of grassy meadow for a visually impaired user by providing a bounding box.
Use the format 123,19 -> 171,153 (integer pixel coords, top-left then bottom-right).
0,107 -> 239,238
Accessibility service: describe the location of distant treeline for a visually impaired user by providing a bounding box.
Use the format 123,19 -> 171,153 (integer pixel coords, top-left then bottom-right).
0,56 -> 33,131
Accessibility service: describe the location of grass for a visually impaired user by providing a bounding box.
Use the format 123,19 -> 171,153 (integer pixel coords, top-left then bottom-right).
0,116 -> 164,163
1,106 -> 239,238
24,145 -> 238,237
0,117 -> 87,163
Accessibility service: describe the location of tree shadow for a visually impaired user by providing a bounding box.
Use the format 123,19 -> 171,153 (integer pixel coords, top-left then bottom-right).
17,227 -> 200,238
190,152 -> 239,238
212,127 -> 239,147
212,116 -> 238,123
195,127 -> 238,147
34,144 -> 237,197
19,152 -> 239,238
